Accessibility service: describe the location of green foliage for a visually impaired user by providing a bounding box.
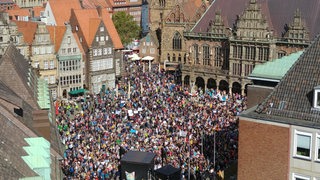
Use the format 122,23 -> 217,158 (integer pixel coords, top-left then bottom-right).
112,11 -> 141,46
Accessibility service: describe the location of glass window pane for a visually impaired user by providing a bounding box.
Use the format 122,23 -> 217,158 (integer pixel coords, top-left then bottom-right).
296,134 -> 310,157
317,137 -> 320,159
317,92 -> 320,106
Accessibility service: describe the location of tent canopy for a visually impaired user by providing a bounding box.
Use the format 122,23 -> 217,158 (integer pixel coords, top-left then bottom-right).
155,164 -> 181,176
128,53 -> 141,61
68,88 -> 87,96
142,56 -> 154,61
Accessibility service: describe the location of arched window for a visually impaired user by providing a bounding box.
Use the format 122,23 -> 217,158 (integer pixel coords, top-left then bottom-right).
167,53 -> 170,61
178,54 -> 181,62
173,54 -> 176,61
172,32 -> 182,50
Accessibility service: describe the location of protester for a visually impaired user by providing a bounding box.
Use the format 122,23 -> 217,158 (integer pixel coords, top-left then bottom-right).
55,60 -> 247,179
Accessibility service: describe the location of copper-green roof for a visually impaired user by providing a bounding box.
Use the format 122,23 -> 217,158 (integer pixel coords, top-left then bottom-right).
249,51 -> 304,82
22,137 -> 51,180
37,78 -> 50,109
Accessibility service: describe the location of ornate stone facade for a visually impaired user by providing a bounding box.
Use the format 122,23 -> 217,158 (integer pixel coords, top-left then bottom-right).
155,0 -> 311,95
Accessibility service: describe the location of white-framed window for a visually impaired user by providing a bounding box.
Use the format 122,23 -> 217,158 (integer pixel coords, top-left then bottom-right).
44,60 -> 49,69
313,86 -> 320,108
49,60 -> 54,69
50,75 -> 55,84
316,133 -> 320,161
67,36 -> 71,44
93,49 -> 98,56
150,48 -> 155,54
33,61 -> 39,68
105,36 -> 109,41
294,130 -> 312,159
61,48 -> 66,54
100,36 -> 104,41
40,47 -> 45,54
96,36 -> 99,42
73,48 -> 77,53
292,173 -> 310,180
107,47 -> 112,54
100,26 -> 104,32
44,76 -> 48,83
103,48 -> 108,55
46,46 -> 52,54
97,49 -> 102,56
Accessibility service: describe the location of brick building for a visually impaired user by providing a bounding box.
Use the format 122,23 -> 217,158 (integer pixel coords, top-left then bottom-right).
238,34 -> 320,180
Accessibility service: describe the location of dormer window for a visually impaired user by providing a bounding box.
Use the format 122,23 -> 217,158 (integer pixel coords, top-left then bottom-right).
313,85 -> 320,108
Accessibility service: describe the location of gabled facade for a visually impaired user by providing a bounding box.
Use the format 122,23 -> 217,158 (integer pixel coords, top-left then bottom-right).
139,31 -> 159,62
159,0 -> 208,68
70,7 -> 123,94
180,0 -> 314,95
30,23 -> 57,99
0,12 -> 27,58
48,24 -> 84,98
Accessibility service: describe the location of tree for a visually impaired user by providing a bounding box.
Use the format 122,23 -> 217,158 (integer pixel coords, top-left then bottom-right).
112,11 -> 141,46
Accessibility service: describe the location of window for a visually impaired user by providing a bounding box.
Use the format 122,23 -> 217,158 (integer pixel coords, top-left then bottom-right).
215,47 -> 222,67
96,36 -> 99,42
44,60 -> 48,69
142,48 -> 146,54
49,60 -> 54,69
68,48 -> 71,53
316,134 -> 320,161
100,26 -> 104,32
100,36 -> 104,41
93,49 -> 98,56
44,76 -> 48,83
278,51 -> 286,59
203,45 -> 210,65
107,47 -> 112,55
172,32 -> 182,50
75,25 -> 79,31
292,173 -> 310,180
97,49 -> 102,56
103,48 -> 108,55
193,44 -> 199,64
294,130 -> 312,159
150,48 -> 155,54
73,48 -> 77,53
67,36 -> 71,44
105,36 -> 109,41
313,86 -> 320,108
62,48 -> 66,54
50,75 -> 55,84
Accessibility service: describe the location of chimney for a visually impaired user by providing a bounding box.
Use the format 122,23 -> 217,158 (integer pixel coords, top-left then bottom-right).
97,6 -> 102,17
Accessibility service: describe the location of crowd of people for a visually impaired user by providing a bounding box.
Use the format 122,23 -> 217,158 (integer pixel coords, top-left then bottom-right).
55,60 -> 247,179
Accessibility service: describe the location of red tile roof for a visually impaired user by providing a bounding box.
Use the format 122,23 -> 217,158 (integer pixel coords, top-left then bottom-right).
71,8 -> 123,49
48,0 -> 82,26
14,20 -> 38,45
46,25 -> 66,53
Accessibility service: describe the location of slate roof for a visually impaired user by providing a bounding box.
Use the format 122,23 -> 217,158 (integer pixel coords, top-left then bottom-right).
46,25 -> 66,53
14,20 -> 38,45
192,0 -> 320,39
48,0 -> 82,26
245,35 -> 320,126
0,44 -> 38,109
71,8 -> 123,49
